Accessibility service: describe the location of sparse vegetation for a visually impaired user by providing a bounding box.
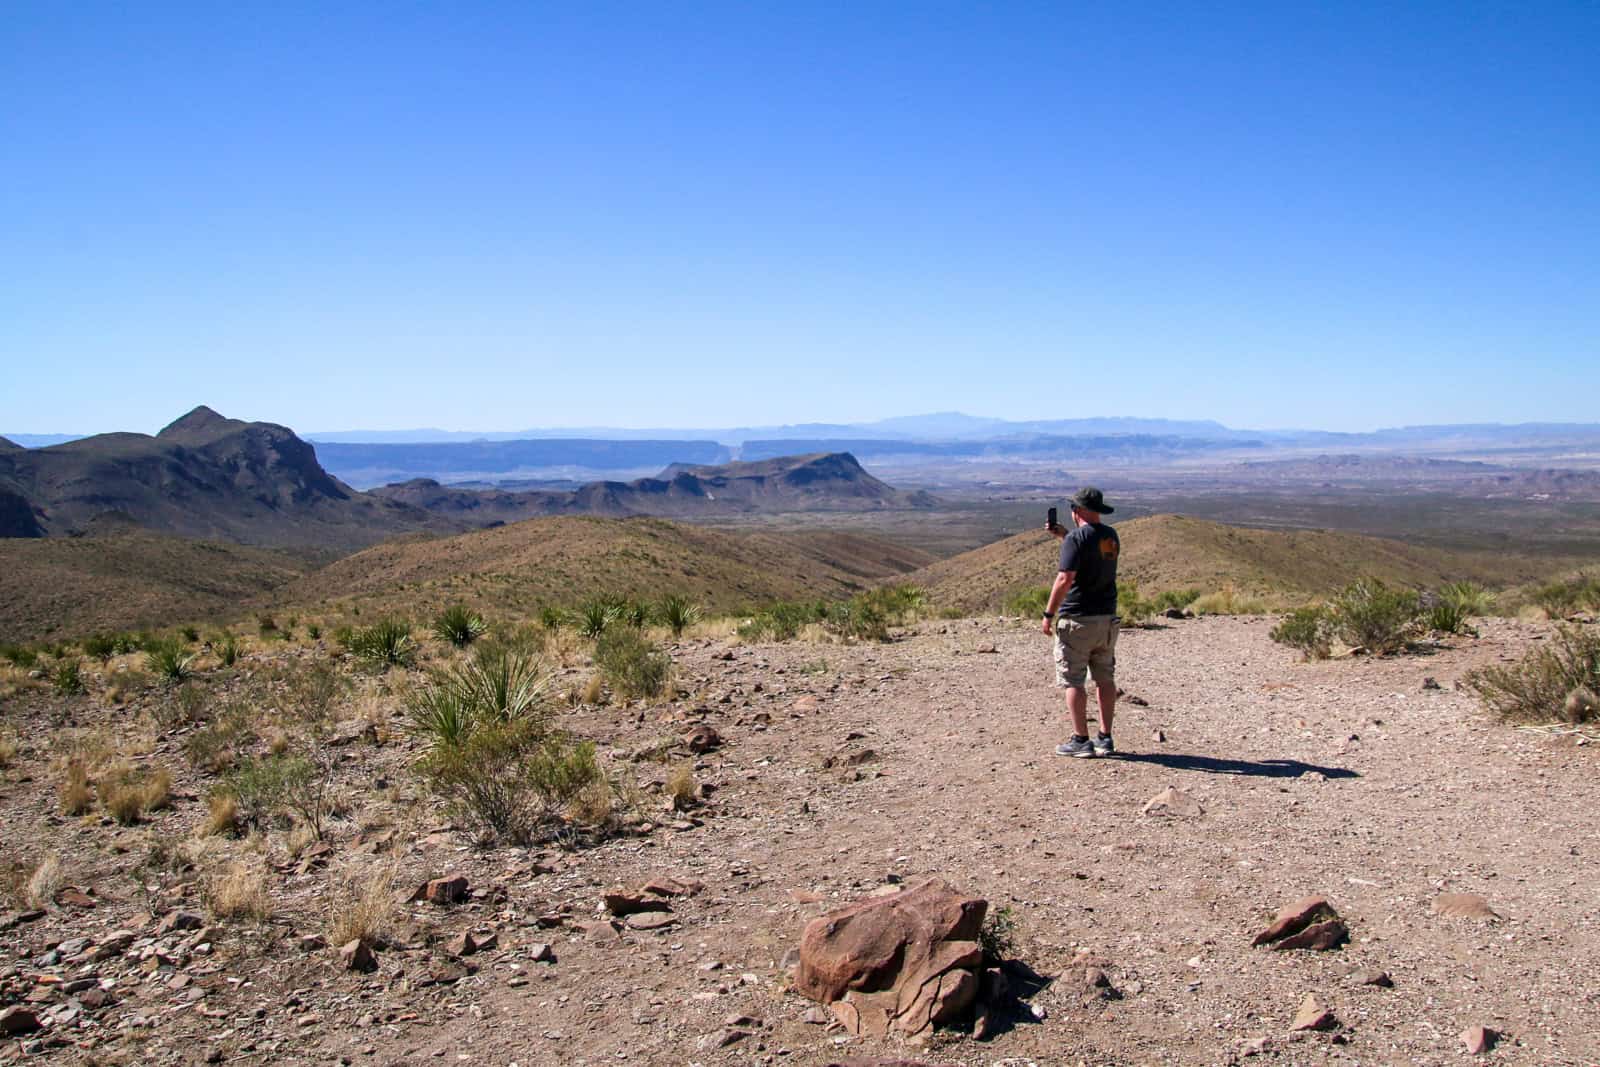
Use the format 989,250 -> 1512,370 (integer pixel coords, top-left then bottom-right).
576,599 -> 622,639
1004,586 -> 1050,617
96,763 -> 173,825
409,644 -> 552,746
0,644 -> 38,669
214,631 -> 241,666
222,753 -> 331,835
1525,575 -> 1600,619
980,904 -> 1017,963
1189,584 -> 1269,616
205,861 -> 271,922
594,628 -> 672,701
325,865 -> 398,949
58,763 -> 93,815
204,791 -> 240,836
666,763 -> 697,811
1465,625 -> 1600,724
433,604 -> 488,648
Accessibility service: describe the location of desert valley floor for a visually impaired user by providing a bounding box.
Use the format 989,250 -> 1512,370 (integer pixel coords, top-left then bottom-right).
2,615 -> 1596,1066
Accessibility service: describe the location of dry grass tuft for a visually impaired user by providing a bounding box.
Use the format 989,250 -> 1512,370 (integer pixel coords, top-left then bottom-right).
59,763 -> 93,815
22,853 -> 63,910
97,764 -> 173,825
666,764 -> 697,811
205,861 -> 272,922
324,865 -> 398,948
580,674 -> 604,705
204,792 -> 240,836
0,733 -> 18,768
566,778 -> 617,827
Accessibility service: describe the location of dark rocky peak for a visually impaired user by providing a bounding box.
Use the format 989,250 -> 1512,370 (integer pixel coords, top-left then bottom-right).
0,436 -> 21,451
157,405 -> 252,445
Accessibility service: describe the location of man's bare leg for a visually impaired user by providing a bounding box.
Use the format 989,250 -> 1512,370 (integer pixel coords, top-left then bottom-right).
1066,685 -> 1090,738
1096,682 -> 1116,737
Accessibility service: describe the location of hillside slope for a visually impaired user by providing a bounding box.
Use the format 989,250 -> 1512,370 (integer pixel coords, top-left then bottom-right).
0,528 -> 315,642
277,515 -> 935,617
371,452 -> 938,525
0,406 -> 461,551
907,514 -> 1561,612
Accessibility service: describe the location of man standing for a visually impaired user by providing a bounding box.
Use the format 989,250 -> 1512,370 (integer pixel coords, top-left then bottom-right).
1041,487 -> 1121,758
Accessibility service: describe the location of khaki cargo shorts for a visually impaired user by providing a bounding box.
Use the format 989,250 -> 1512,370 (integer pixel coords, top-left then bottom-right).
1053,614 -> 1118,688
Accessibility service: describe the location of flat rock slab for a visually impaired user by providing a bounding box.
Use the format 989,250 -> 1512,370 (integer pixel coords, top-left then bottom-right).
1253,895 -> 1346,950
1432,893 -> 1500,921
1462,1025 -> 1498,1053
1290,993 -> 1337,1032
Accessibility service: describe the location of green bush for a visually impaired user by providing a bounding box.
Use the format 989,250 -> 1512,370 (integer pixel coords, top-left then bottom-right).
81,634 -> 118,661
594,629 -> 671,701
825,598 -> 889,642
1465,626 -> 1600,724
222,754 -> 331,836
214,631 -> 241,667
432,604 -> 488,648
341,619 -> 415,669
1439,581 -> 1495,616
145,638 -> 197,683
1528,576 -> 1600,618
1424,598 -> 1475,636
1151,588 -> 1202,614
1119,580 -> 1154,625
657,595 -> 700,638
737,600 -> 828,642
538,605 -> 567,632
0,644 -> 37,669
408,645 -> 551,747
179,625 -> 199,643
1270,605 -> 1332,660
416,719 -> 603,845
1004,586 -> 1050,617
53,659 -> 85,695
1328,578 -> 1420,654
980,904 -> 1017,964
306,623 -> 321,640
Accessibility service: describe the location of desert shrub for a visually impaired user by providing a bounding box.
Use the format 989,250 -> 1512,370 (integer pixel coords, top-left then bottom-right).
307,623 -> 322,639
80,634 -> 117,661
738,600 -> 828,642
657,595 -> 700,638
579,674 -> 604,705
619,600 -> 649,629
224,754 -> 328,832
666,764 -> 697,811
980,904 -> 1017,964
205,861 -> 270,922
325,866 -> 398,949
1270,605 -> 1333,660
257,614 -> 278,636
1004,586 -> 1050,617
825,597 -> 890,642
1423,597 -> 1475,636
53,659 -> 85,695
432,605 -> 488,648
97,764 -> 173,825
594,629 -> 671,701
204,791 -> 239,836
1151,588 -> 1202,614
154,682 -> 208,731
184,706 -> 255,773
145,638 -> 196,683
0,734 -> 17,768
1118,581 -> 1154,625
179,625 -> 199,643
1465,625 -> 1600,724
575,600 -> 622,639
1439,581 -> 1495,616
538,605 -> 567,631
410,644 -> 550,742
342,619 -> 415,669
58,763 -> 93,815
14,853 -> 63,910
1328,578 -> 1420,654
0,644 -> 38,669
1526,576 -> 1600,618
417,719 -> 604,845
1190,584 -> 1269,616
283,660 -> 348,726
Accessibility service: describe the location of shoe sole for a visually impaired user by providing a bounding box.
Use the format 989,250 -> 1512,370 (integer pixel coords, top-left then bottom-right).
1056,748 -> 1096,758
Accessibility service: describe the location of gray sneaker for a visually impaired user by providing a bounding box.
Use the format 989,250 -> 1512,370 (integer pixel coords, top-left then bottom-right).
1055,736 -> 1095,758
1092,732 -> 1115,757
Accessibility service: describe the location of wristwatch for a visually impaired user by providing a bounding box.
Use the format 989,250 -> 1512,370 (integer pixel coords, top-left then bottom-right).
1041,611 -> 1055,619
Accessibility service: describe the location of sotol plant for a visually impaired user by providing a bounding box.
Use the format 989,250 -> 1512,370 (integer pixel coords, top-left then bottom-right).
432,605 -> 488,648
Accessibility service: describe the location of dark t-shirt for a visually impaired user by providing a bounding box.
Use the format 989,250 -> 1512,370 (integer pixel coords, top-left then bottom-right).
1059,522 -> 1119,616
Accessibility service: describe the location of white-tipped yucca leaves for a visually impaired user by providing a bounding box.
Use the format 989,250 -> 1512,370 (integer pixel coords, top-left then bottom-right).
406,647 -> 553,748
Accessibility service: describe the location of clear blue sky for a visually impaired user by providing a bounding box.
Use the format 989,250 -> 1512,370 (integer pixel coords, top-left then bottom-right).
3,1 -> 1596,435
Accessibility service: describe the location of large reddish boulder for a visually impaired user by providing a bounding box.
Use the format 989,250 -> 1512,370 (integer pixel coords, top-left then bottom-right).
795,877 -> 987,1037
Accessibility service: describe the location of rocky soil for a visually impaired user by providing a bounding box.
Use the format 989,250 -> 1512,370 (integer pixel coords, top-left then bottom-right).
1,616 -> 1597,1065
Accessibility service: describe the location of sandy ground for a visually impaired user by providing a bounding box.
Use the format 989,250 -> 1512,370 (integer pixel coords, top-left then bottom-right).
3,616 -> 1597,1066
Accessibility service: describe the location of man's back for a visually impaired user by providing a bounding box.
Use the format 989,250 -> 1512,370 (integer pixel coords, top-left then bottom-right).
1059,521 -> 1119,616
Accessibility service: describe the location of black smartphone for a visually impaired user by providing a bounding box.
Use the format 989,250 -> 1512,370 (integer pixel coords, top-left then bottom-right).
1047,506 -> 1057,528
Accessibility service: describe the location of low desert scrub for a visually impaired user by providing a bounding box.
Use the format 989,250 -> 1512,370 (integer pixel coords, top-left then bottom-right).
1465,625 -> 1600,724
340,619 -> 415,669
325,865 -> 398,948
594,628 -> 671,701
1440,581 -> 1496,616
0,644 -> 38,669
409,644 -> 552,746
97,764 -> 173,825
53,659 -> 85,695
1327,578 -> 1420,653
666,764 -> 697,811
204,791 -> 240,836
283,660 -> 348,726
153,682 -> 209,731
1004,586 -> 1050,617
737,601 -> 829,642
980,904 -> 1018,964
579,673 -> 604,705
184,705 -> 257,773
205,861 -> 271,922
58,763 -> 94,815
213,631 -> 241,667
1522,575 -> 1600,619
0,733 -> 18,769
418,720 -> 605,844
1270,605 -> 1333,660
432,604 -> 488,648
1189,584 -> 1269,616
223,753 -> 333,836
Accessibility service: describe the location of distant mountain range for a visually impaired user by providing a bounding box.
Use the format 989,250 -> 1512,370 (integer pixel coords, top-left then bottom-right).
371,452 -> 938,526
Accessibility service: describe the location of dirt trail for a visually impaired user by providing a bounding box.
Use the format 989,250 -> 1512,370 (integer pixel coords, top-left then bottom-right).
4,617 -> 1596,1066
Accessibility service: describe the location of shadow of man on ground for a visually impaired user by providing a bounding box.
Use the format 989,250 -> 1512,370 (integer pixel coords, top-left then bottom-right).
1113,752 -> 1359,780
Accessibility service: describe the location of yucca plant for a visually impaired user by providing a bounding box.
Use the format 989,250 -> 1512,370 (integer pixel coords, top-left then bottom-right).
214,631 -> 241,667
538,605 -> 567,632
576,600 -> 621,639
657,595 -> 700,638
1439,581 -> 1495,617
146,638 -> 197,683
407,646 -> 551,747
344,619 -> 415,669
432,605 -> 488,648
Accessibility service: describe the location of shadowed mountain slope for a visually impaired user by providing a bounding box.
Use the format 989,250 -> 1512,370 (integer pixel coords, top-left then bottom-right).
0,406 -> 462,552
907,514 -> 1563,613
0,527 -> 315,642
277,514 -> 935,617
370,452 -> 939,525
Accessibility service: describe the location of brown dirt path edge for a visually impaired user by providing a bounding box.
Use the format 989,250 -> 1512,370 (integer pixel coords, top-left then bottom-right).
8,618 -> 1598,1065
322,618 -> 1597,1067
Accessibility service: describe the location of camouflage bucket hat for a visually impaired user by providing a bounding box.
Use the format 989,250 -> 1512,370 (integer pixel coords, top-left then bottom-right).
1070,487 -> 1114,514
